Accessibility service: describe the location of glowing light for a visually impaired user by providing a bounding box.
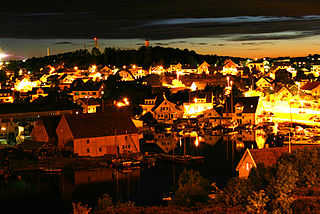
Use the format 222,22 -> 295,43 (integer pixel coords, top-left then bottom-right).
50,67 -> 55,72
92,65 -> 97,70
1,127 -> 6,131
190,82 -> 197,91
116,97 -> 130,108
15,78 -> 39,92
19,69 -> 23,75
132,65 -> 136,69
195,137 -> 199,147
0,52 -> 8,60
74,66 -> 78,70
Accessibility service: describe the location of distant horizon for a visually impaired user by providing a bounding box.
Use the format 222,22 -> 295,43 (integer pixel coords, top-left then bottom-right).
1,37 -> 320,61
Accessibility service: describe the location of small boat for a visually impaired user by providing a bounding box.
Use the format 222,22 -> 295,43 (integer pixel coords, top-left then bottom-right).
39,167 -> 62,173
160,154 -> 205,164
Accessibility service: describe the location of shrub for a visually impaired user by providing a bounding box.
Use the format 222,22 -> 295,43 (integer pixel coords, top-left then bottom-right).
246,190 -> 269,213
173,169 -> 210,206
96,193 -> 113,210
72,202 -> 91,214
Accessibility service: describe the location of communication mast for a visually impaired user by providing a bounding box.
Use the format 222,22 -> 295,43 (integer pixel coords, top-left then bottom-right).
145,39 -> 150,48
94,37 -> 99,49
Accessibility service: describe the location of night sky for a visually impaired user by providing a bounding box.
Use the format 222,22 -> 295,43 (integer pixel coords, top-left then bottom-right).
2,0 -> 320,59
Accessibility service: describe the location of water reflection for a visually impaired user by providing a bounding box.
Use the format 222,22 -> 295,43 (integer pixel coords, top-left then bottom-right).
60,168 -> 140,205
1,128 -> 268,213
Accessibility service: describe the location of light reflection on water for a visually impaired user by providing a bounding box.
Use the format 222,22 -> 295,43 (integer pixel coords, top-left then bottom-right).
0,129 -> 266,213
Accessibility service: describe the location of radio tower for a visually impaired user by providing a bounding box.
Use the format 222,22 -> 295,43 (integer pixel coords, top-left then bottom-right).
94,37 -> 99,49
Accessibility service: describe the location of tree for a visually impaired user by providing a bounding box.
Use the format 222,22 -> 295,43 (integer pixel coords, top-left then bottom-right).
173,169 -> 210,206
275,69 -> 293,85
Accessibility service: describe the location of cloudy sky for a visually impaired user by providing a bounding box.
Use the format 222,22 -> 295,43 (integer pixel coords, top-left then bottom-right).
2,0 -> 320,59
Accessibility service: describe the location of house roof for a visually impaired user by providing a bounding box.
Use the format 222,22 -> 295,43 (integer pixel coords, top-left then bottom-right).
0,102 -> 81,114
224,59 -> 237,67
0,89 -> 13,94
38,116 -> 62,138
72,81 -> 104,91
273,61 -> 291,67
63,111 -> 138,139
239,145 -> 320,169
182,65 -> 197,69
224,96 -> 259,114
30,87 -> 51,95
189,91 -> 213,103
300,81 -> 320,90
77,98 -> 101,106
151,94 -> 179,112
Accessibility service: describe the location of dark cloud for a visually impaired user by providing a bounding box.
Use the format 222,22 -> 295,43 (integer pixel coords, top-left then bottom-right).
230,31 -> 319,41
52,41 -> 78,45
212,44 -> 226,46
241,42 -> 273,46
190,42 -> 208,45
168,41 -> 187,44
154,42 -> 169,46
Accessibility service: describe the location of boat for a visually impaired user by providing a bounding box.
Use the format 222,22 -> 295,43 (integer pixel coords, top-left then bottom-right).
160,154 -> 204,164
39,167 -> 62,173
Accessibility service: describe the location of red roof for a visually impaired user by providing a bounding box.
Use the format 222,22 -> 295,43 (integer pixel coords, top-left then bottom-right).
250,145 -> 320,167
63,112 -> 138,139
300,81 -> 320,90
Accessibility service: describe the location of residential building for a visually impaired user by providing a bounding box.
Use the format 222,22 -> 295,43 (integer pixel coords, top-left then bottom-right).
223,59 -> 238,75
300,81 -> 320,96
0,102 -> 81,138
201,107 -> 222,127
197,61 -> 211,74
247,61 -> 265,74
140,96 -> 157,115
183,92 -> 214,118
223,96 -> 262,126
168,63 -> 182,73
56,112 -> 140,157
116,69 -> 135,81
76,98 -> 101,113
151,94 -> 183,124
0,89 -> 14,103
72,82 -> 105,101
30,87 -> 50,102
236,146 -> 317,178
256,77 -> 274,90
311,63 -> 320,77
31,115 -> 61,144
150,65 -> 166,75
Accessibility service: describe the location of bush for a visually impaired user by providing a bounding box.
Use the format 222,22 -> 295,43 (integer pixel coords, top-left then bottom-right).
96,193 -> 113,210
72,202 -> 91,214
173,169 -> 210,206
223,177 -> 252,206
246,190 -> 269,213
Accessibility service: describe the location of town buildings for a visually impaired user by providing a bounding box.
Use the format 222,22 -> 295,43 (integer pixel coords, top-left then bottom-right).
56,112 -> 140,157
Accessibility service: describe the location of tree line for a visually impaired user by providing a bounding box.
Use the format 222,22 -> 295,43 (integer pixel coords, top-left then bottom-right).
20,46 -> 245,72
